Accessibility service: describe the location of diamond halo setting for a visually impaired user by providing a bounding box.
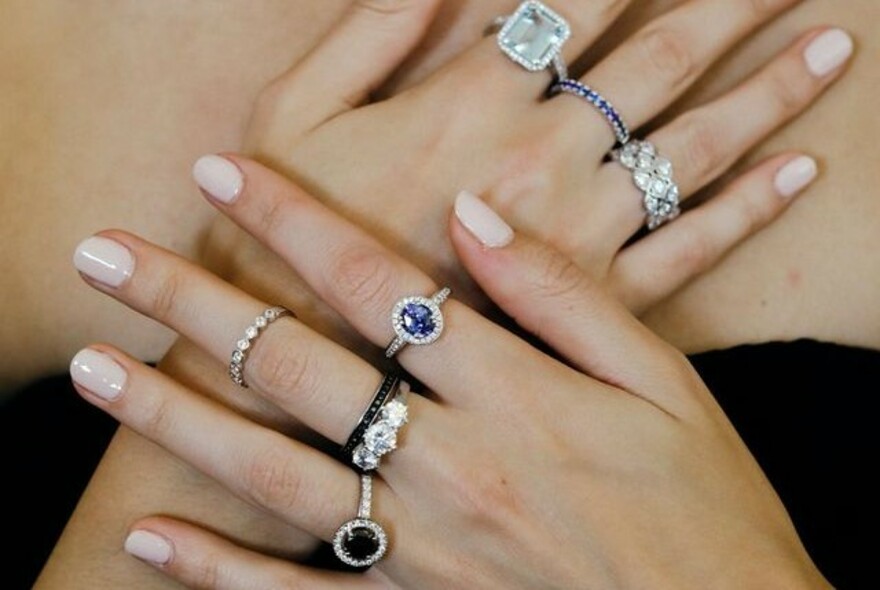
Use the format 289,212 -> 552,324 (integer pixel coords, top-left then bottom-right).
385,288 -> 451,358
497,1 -> 571,72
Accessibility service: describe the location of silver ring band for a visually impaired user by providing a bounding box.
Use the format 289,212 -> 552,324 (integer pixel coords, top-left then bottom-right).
385,287 -> 451,358
612,140 -> 682,230
228,306 -> 294,388
333,474 -> 388,568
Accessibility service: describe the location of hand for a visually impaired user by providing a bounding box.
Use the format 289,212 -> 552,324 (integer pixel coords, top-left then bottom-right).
207,0 -> 849,332
71,157 -> 830,589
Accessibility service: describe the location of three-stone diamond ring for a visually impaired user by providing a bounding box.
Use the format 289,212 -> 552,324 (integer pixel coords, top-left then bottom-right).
385,287 -> 452,358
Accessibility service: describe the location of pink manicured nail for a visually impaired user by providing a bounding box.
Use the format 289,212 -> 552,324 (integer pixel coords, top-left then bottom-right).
70,349 -> 127,401
454,191 -> 514,248
73,236 -> 134,288
804,29 -> 854,77
192,155 -> 244,203
124,530 -> 173,566
775,156 -> 818,199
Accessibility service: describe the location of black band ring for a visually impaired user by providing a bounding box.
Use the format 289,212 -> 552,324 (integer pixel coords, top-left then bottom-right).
340,373 -> 401,460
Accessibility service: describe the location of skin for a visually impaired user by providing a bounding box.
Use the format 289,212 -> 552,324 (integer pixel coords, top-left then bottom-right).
1,0 -> 878,392
6,0 -> 873,587
69,156 -> 832,588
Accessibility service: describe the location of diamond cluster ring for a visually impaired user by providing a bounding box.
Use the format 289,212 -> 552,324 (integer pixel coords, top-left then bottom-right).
613,140 -> 682,230
385,287 -> 451,358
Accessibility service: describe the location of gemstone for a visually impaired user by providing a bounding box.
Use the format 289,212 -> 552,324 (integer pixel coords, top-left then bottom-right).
264,309 -> 277,320
232,350 -> 244,363
353,446 -> 379,471
401,303 -> 435,338
364,423 -> 397,455
342,526 -> 380,561
245,326 -> 259,339
254,316 -> 268,328
236,339 -> 250,351
499,2 -> 570,71
380,400 -> 408,428
634,171 -> 652,191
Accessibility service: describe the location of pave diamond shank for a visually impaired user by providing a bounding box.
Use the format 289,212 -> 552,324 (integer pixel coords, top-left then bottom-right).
498,1 -> 571,72
228,307 -> 294,388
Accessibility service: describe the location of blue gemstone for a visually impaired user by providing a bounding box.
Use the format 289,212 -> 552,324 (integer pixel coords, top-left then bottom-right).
401,303 -> 435,338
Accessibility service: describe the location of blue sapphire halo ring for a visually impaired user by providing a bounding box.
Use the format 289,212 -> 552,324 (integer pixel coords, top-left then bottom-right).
385,287 -> 452,358
495,1 -> 571,81
612,140 -> 682,231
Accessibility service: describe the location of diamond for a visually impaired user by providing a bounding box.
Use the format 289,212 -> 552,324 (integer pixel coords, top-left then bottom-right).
236,339 -> 250,351
634,171 -> 652,191
245,326 -> 259,339
654,158 -> 672,175
254,316 -> 268,328
380,400 -> 408,429
232,350 -> 244,363
264,309 -> 277,320
353,446 -> 380,471
498,1 -> 571,72
364,423 -> 397,455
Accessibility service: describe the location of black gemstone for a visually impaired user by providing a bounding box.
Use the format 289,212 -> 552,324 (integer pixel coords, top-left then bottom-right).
343,527 -> 379,561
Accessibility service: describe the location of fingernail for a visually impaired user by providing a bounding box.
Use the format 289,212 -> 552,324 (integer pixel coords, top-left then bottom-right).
804,29 -> 854,77
774,156 -> 818,198
124,530 -> 173,566
193,154 -> 244,203
73,236 -> 134,288
454,190 -> 514,248
70,348 -> 127,401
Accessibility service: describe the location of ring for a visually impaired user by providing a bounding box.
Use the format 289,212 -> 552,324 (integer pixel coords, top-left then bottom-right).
333,474 -> 388,568
351,383 -> 410,472
340,373 -> 401,460
229,306 -> 294,387
550,78 -> 630,146
612,140 -> 682,230
385,287 -> 451,358
496,1 -> 571,81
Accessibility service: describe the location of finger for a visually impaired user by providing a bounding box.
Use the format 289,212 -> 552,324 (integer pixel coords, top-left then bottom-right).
73,229 -> 388,446
556,0 -> 802,146
193,155 -> 568,409
124,518 -> 389,590
608,154 -> 818,313
259,0 -> 442,131
650,28 -> 852,198
69,346 -> 380,541
597,27 -> 853,231
449,191 -> 688,414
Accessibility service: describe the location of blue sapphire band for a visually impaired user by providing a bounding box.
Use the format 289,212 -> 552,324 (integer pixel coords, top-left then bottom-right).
385,287 -> 452,358
550,78 -> 630,146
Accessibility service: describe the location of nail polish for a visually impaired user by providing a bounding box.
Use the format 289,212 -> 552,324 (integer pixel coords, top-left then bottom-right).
73,236 -> 134,288
454,191 -> 514,248
70,348 -> 127,401
192,155 -> 244,204
804,29 -> 854,77
124,531 -> 173,566
775,156 -> 818,199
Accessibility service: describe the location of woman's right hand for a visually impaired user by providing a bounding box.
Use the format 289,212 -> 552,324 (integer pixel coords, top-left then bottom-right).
205,0 -> 851,341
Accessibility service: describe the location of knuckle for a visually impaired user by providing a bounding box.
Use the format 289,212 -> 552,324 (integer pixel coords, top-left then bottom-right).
327,246 -> 398,316
765,66 -> 814,117
354,0 -> 414,17
448,462 -> 522,524
668,222 -> 714,274
187,554 -> 225,590
743,0 -> 780,20
638,26 -> 696,90
731,190 -> 778,233
247,327 -> 320,403
241,443 -> 305,515
676,114 -> 725,183
529,244 -> 589,301
147,268 -> 186,323
140,392 -> 176,441
254,189 -> 290,240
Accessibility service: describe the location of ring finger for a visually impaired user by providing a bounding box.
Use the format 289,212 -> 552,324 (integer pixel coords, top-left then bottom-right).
74,230 -> 419,447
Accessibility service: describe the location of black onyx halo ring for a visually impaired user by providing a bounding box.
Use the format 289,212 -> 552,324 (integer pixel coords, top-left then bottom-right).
385,287 -> 451,358
333,474 -> 388,568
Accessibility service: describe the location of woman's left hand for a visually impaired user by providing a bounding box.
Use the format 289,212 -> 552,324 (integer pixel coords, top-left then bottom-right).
72,157 -> 829,589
